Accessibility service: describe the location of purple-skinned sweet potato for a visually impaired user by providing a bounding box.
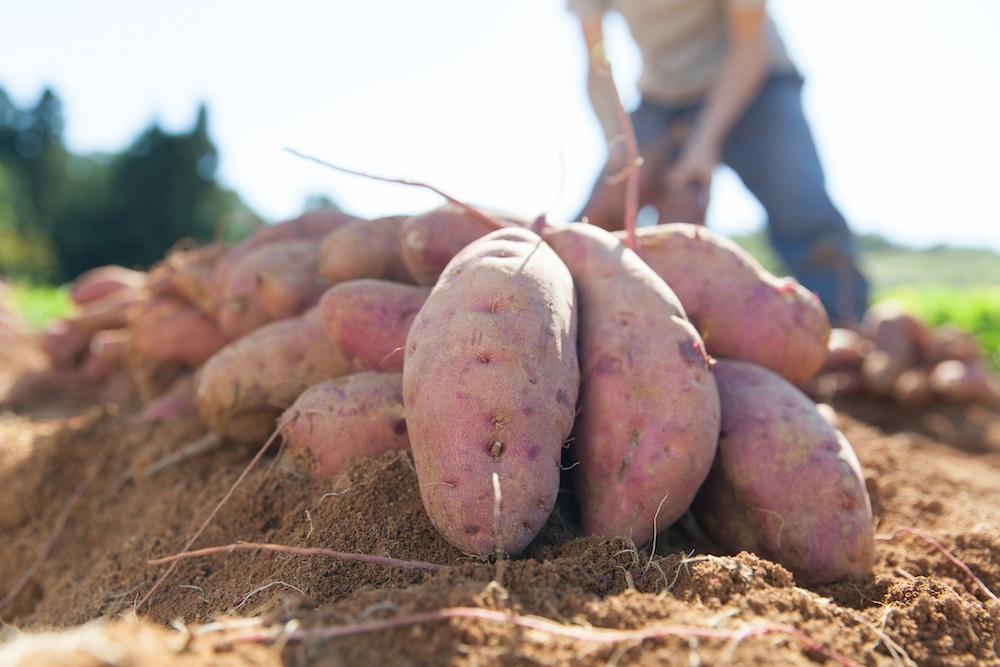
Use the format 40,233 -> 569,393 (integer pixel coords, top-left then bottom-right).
217,240 -> 328,339
693,359 -> 875,584
403,227 -> 579,557
541,222 -> 720,546
620,224 -> 830,385
196,308 -> 353,444
319,280 -> 431,372
280,372 -> 408,478
213,209 -> 358,288
318,216 -> 413,285
398,205 -> 523,286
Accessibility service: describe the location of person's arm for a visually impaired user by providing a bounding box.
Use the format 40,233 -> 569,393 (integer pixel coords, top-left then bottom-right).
580,14 -> 627,162
667,2 -> 769,193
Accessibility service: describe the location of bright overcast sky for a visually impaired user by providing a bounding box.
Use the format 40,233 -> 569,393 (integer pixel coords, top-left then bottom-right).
1,0 -> 998,251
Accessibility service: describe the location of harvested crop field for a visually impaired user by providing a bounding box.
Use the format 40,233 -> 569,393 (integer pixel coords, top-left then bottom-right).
1,352 -> 998,666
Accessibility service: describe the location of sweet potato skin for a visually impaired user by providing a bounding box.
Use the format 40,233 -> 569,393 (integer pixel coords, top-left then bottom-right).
319,280 -> 431,372
217,240 -> 328,338
318,216 -> 412,285
212,209 -> 357,288
860,304 -> 929,395
71,265 -> 146,305
196,308 -> 352,444
929,360 -> 1000,406
542,222 -> 720,546
398,205 -> 498,286
403,227 -> 579,556
623,224 -> 830,385
693,360 -> 875,584
280,372 -> 408,478
131,297 -> 229,368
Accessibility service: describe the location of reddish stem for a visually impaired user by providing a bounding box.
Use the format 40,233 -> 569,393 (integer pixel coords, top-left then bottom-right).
137,428 -> 282,610
593,57 -> 639,251
876,527 -> 998,602
0,461 -> 101,613
235,606 -> 860,667
286,148 -> 508,232
148,541 -> 443,572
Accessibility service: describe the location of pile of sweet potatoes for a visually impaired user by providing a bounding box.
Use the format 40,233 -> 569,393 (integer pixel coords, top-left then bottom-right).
814,304 -> 1000,409
14,207 -> 895,586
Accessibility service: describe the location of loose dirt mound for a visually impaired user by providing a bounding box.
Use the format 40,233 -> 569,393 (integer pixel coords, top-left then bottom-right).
1,372 -> 999,665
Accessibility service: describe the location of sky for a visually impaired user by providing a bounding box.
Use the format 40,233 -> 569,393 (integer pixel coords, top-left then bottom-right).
1,0 -> 998,251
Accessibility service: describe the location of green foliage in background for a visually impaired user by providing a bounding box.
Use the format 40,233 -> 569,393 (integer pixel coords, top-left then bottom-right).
882,286 -> 1000,370
9,283 -> 73,329
0,86 -> 260,282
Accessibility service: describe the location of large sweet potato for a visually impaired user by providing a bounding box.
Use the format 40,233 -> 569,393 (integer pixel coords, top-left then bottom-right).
318,216 -> 412,285
693,360 -> 875,584
217,240 -> 328,338
541,222 -> 720,546
319,280 -> 431,372
404,227 -> 579,556
280,372 -> 408,478
622,224 -> 830,385
196,308 -> 352,443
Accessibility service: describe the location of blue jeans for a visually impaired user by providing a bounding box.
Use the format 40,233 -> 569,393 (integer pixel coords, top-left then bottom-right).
631,73 -> 869,324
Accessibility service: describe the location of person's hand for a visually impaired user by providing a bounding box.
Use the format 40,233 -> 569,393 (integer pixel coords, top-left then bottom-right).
666,135 -> 719,195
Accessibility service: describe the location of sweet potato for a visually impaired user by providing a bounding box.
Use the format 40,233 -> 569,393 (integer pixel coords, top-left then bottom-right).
929,360 -> 1000,407
693,360 -> 875,584
131,297 -> 229,368
923,324 -> 983,364
217,240 -> 328,338
70,265 -> 145,305
66,287 -> 146,339
280,372 -> 408,478
318,216 -> 412,285
41,320 -> 90,368
148,242 -> 228,315
860,304 -> 929,395
89,329 -> 132,366
398,205 -> 498,286
319,280 -> 431,372
893,368 -> 932,409
621,224 -> 830,385
196,308 -> 352,444
541,222 -> 720,546
137,373 -> 197,423
213,209 -> 357,287
404,227 -> 579,556
824,328 -> 869,371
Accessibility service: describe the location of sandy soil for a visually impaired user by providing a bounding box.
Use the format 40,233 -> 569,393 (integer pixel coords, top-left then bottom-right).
1,354 -> 998,666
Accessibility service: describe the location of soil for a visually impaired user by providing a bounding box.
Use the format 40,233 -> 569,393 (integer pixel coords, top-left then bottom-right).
1,352 -> 999,666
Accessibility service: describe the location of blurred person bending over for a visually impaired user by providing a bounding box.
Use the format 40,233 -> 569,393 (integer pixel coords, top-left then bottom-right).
571,0 -> 869,324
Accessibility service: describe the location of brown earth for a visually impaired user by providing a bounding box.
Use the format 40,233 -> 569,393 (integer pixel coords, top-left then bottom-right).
1,353 -> 999,666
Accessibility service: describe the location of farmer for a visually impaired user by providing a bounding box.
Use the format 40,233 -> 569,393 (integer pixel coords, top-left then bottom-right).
570,0 -> 869,325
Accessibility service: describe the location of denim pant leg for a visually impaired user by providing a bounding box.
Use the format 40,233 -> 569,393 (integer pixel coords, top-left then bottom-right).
722,74 -> 870,324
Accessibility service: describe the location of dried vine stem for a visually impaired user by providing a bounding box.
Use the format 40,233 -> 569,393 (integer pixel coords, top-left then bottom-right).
148,541 -> 443,572
876,527 -> 998,602
286,148 -> 507,232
